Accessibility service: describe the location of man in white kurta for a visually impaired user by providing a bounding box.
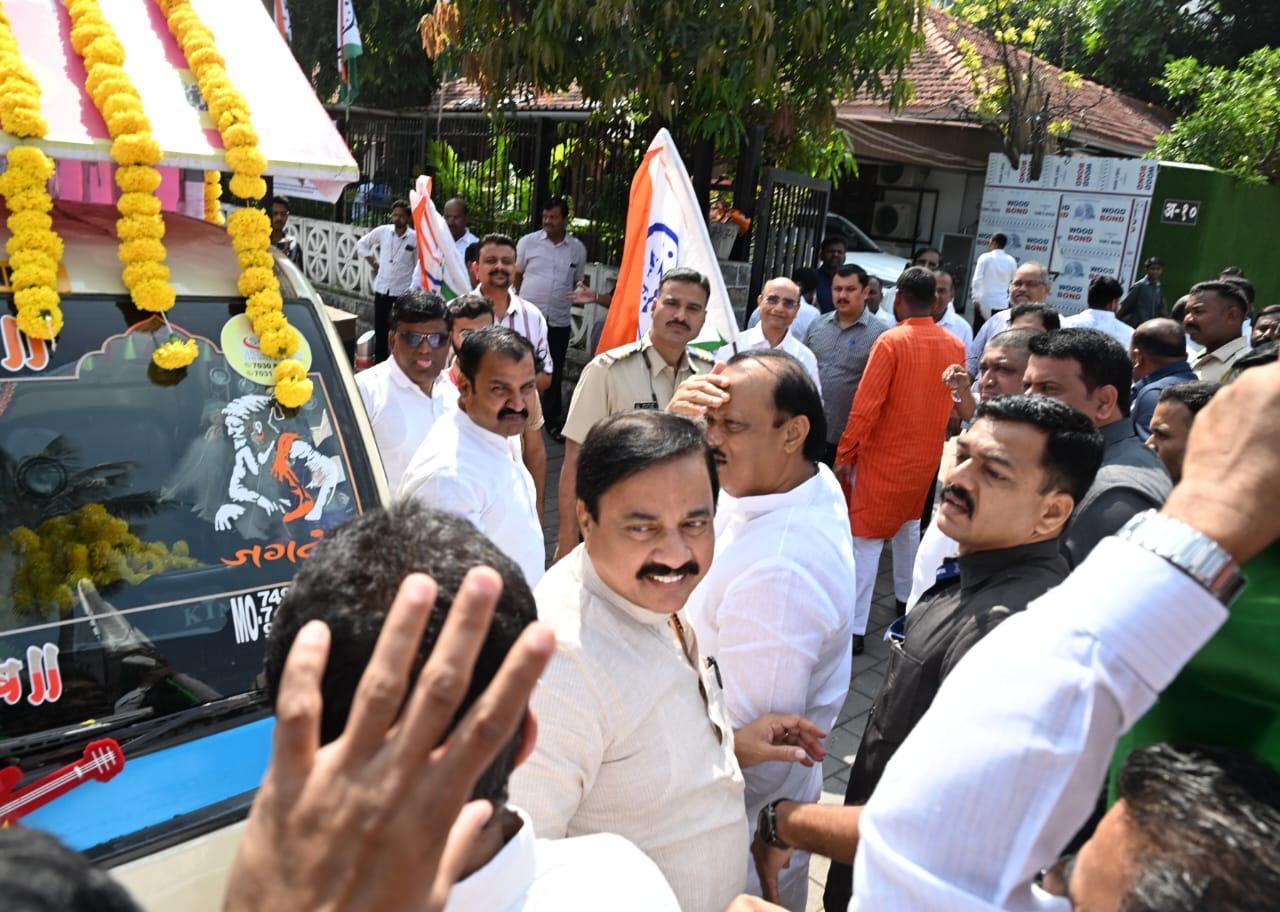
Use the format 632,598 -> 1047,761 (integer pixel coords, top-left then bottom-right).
398,327 -> 545,587
717,276 -> 823,398
672,350 -> 855,911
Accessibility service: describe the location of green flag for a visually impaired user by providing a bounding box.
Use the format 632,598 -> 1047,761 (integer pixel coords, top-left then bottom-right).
337,0 -> 362,104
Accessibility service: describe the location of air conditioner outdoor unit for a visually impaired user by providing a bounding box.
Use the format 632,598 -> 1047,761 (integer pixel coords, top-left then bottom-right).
872,201 -> 918,241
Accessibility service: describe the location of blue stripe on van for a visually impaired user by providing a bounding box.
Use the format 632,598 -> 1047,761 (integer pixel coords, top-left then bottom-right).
21,717 -> 273,851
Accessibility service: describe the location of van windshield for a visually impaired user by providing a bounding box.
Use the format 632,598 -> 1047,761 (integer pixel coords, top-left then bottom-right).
0,298 -> 379,755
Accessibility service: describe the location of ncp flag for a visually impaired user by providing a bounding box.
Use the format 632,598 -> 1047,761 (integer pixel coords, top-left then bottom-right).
337,0 -> 362,104
410,175 -> 470,298
275,0 -> 292,42
596,129 -> 740,355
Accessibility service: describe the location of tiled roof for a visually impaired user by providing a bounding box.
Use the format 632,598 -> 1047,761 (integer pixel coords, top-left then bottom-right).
836,8 -> 1170,154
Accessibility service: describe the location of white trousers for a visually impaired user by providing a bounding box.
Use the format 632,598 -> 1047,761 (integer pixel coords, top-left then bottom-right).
852,520 -> 921,635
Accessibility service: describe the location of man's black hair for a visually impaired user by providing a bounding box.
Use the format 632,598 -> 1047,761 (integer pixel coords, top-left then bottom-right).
577,411 -> 718,521
913,245 -> 941,263
0,828 -> 142,912
833,262 -> 869,286
972,393 -> 1103,504
390,289 -> 447,331
820,235 -> 848,251
1010,302 -> 1061,331
270,195 -> 290,212
657,266 -> 711,300
1189,280 -> 1249,316
1157,380 -> 1219,416
1144,256 -> 1162,268
1028,328 -> 1135,417
1131,318 -> 1187,360
390,198 -> 410,215
1221,275 -> 1256,307
264,503 -> 536,805
455,324 -> 536,386
791,267 -> 820,296
477,233 -> 517,257
541,196 -> 570,219
991,232 -> 1008,248
1218,265 -> 1245,278
464,241 -> 480,265
445,196 -> 469,215
725,349 -> 827,462
1087,276 -> 1124,310
1116,743 -> 1280,911
896,265 -> 937,313
445,292 -> 494,330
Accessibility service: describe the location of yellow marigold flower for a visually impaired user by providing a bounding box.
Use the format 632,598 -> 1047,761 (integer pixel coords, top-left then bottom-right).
85,35 -> 125,67
130,279 -> 176,313
252,310 -> 288,337
237,266 -> 276,297
222,123 -> 259,149
15,231 -> 62,262
229,173 -> 267,201
15,298 -> 62,338
188,46 -> 224,71
7,210 -> 53,235
152,337 -> 199,370
247,288 -> 284,313
225,146 -> 268,178
258,325 -> 300,359
84,62 -> 125,97
5,145 -> 51,173
110,133 -> 162,166
123,260 -> 170,287
217,107 -> 250,132
117,192 -> 162,217
70,21 -> 110,55
11,263 -> 58,290
101,106 -> 148,135
114,164 -> 162,194
4,108 -> 48,140
118,238 -> 166,265
4,188 -> 53,213
274,375 -> 313,408
274,358 -> 307,383
102,93 -> 143,121
6,247 -> 57,273
237,249 -> 275,271
116,214 -> 166,242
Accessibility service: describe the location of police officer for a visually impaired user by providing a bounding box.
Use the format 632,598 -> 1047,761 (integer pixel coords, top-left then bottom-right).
553,266 -> 717,559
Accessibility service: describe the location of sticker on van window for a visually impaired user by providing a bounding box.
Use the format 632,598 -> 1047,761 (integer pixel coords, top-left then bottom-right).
220,314 -> 313,387
0,643 -> 63,707
1,314 -> 51,373
228,585 -> 288,644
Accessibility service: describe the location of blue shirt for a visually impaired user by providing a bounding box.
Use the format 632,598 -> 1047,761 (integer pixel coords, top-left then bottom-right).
1131,360 -> 1196,439
815,269 -> 837,313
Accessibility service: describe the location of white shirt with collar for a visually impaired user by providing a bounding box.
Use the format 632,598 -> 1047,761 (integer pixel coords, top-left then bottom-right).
397,408 -> 545,587
1062,307 -> 1134,348
715,323 -> 824,397
510,545 -> 749,912
853,535 -> 1227,910
355,358 -> 458,492
455,228 -> 479,261
970,248 -> 1018,316
479,285 -> 555,376
355,223 -> 418,296
444,806 -> 679,912
685,464 -> 855,909
936,301 -> 974,349
747,300 -> 821,342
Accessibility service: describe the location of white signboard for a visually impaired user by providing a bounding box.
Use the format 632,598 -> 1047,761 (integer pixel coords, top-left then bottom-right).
975,154 -> 1158,314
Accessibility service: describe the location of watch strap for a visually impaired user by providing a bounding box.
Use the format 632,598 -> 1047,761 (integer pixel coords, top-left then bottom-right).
1116,510 -> 1246,605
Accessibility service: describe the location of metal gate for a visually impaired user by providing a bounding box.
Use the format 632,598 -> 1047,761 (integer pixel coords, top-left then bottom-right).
747,168 -> 831,316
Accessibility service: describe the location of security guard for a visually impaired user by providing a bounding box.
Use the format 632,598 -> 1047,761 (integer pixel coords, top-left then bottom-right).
554,266 -> 718,558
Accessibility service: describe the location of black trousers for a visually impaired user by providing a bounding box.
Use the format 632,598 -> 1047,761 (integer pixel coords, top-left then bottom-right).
542,324 -> 572,428
373,292 -> 395,363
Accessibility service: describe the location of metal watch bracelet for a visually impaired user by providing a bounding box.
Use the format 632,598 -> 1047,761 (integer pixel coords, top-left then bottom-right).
1116,510 -> 1246,605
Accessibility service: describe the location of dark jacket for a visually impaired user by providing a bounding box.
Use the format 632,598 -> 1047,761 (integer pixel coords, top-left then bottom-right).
1131,361 -> 1196,440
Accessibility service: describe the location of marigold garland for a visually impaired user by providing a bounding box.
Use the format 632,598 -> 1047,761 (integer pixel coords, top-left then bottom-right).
0,4 -> 65,341
203,170 -> 224,225
64,0 -> 185,372
156,0 -> 309,405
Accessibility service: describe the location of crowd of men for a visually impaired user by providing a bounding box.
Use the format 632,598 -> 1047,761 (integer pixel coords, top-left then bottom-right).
21,206 -> 1280,912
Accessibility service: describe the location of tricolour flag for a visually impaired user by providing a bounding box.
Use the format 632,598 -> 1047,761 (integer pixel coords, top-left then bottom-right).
410,175 -> 470,299
275,0 -> 292,42
596,129 -> 740,355
337,0 -> 362,104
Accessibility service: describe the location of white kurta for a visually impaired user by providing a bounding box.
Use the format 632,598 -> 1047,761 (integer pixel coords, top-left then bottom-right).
853,536 -> 1226,909
684,465 -> 855,911
1062,308 -> 1135,348
355,359 -> 457,492
716,324 -> 824,399
937,302 -> 975,349
397,408 -> 545,587
510,546 -> 749,912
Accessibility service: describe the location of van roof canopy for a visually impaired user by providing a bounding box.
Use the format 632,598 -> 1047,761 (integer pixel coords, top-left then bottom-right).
2,0 -> 359,202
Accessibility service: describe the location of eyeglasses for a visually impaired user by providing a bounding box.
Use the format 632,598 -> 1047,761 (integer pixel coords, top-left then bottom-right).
763,294 -> 799,310
397,330 -> 448,349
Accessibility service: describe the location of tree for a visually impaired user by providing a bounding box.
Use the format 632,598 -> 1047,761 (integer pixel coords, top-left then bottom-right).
1153,48 -> 1280,185
417,0 -> 924,186
947,0 -> 1091,179
271,0 -> 437,109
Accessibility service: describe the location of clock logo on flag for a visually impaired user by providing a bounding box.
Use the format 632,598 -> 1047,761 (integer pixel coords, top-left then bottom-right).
640,223 -> 680,319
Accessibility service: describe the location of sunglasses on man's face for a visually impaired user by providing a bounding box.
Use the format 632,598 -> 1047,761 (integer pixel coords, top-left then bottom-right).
398,330 -> 449,349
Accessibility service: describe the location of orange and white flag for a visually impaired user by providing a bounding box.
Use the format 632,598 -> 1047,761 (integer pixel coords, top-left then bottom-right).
596,129 -> 739,354
410,175 -> 470,298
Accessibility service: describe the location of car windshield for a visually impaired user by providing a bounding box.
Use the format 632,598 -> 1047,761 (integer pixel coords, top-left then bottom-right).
0,297 -> 379,754
826,215 -> 882,254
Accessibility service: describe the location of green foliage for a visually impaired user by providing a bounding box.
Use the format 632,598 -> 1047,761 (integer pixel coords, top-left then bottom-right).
432,0 -> 925,172
1154,48 -> 1280,185
427,135 -> 533,231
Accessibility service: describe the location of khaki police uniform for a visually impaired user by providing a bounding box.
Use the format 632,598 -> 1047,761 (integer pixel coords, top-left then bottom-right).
561,330 -> 715,444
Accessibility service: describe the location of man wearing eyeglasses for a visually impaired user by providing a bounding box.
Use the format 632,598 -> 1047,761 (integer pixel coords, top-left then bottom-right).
356,290 -> 455,492
720,277 -> 823,396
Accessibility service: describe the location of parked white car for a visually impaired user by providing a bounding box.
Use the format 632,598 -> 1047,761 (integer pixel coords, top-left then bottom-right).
826,212 -> 911,308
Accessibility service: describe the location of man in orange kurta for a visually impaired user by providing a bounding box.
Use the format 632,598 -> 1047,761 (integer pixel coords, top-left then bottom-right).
836,267 -> 966,650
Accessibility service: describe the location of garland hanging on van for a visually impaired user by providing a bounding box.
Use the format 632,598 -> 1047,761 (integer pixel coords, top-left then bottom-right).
0,4 -> 65,341
203,170 -> 224,226
155,0 -> 312,408
64,0 -> 195,371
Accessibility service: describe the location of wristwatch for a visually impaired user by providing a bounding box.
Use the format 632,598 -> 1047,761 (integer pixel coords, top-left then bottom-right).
1116,510 -> 1246,605
756,799 -> 790,849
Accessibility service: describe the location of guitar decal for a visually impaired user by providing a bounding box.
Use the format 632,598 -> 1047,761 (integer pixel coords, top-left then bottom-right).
0,739 -> 125,826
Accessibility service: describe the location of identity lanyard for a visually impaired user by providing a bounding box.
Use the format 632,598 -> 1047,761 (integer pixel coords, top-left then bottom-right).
639,348 -> 674,410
